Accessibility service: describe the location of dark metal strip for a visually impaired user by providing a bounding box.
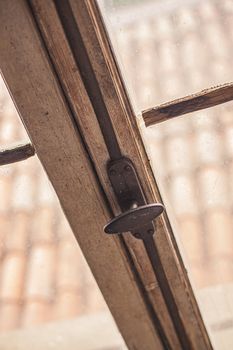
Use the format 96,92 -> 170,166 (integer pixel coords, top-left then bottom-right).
143,234 -> 192,349
120,236 -> 172,350
54,0 -> 122,161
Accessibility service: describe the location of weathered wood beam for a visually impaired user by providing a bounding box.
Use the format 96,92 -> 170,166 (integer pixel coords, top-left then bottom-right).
143,83 -> 233,126
28,0 -> 212,349
0,1 -> 163,349
0,0 -> 213,349
0,143 -> 35,166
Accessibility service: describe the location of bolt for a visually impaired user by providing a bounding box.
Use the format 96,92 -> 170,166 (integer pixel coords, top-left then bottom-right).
109,169 -> 116,176
124,165 -> 131,172
133,232 -> 141,239
130,201 -> 138,209
147,229 -> 154,235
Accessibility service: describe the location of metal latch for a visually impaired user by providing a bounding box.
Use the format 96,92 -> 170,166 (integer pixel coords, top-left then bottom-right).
104,157 -> 164,238
104,157 -> 190,350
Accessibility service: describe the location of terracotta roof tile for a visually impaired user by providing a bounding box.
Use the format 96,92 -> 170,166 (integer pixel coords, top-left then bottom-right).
206,259 -> 233,286
191,265 -> 210,289
165,135 -> 194,174
178,215 -> 204,265
30,208 -> 55,244
0,216 -> 8,258
54,290 -> 82,320
24,245 -> 56,301
56,239 -> 81,290
160,117 -> 191,137
195,129 -> 222,165
0,174 -> 12,214
85,287 -> 107,314
199,1 -> 217,20
0,253 -> 26,301
192,111 -> 218,131
0,119 -> 16,144
5,212 -> 29,252
0,302 -> 21,331
198,167 -> 229,209
206,210 -> 233,258
156,17 -> 173,40
225,125 -> 233,158
176,7 -> 196,32
56,214 -> 75,241
170,175 -> 199,215
21,300 -> 51,328
12,173 -> 35,212
37,175 -> 57,207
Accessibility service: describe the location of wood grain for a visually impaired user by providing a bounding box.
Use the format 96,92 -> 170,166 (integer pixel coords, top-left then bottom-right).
29,0 -> 180,348
0,1 -> 163,349
143,83 -> 233,126
0,143 -> 35,165
29,1 -> 212,349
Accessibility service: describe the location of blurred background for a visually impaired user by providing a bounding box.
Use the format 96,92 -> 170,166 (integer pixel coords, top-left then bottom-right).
99,0 -> 233,348
0,0 -> 233,349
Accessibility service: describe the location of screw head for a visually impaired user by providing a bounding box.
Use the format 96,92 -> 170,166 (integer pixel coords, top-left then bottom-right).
133,232 -> 141,239
124,165 -> 131,172
109,169 -> 116,176
147,229 -> 154,235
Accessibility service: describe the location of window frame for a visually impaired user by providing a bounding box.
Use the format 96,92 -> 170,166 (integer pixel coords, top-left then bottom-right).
0,1 -> 212,349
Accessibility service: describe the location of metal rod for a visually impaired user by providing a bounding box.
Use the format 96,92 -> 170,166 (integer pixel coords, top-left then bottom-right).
120,236 -> 172,350
143,234 -> 192,349
0,143 -> 35,166
142,82 -> 233,126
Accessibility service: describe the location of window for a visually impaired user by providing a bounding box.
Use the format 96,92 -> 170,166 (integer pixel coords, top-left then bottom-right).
2,0 -> 231,349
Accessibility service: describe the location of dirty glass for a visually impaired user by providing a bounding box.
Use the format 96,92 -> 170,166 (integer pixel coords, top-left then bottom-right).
98,0 -> 233,349
0,75 -> 127,350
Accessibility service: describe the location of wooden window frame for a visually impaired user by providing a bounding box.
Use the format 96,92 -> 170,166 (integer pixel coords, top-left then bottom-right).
143,83 -> 233,126
0,1 -> 213,349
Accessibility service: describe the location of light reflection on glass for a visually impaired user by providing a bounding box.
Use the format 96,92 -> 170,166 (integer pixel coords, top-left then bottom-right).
99,1 -> 233,348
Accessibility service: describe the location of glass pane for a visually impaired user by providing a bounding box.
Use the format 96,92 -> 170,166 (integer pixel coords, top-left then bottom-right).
0,76 -> 127,349
144,103 -> 233,350
99,0 -> 233,111
99,1 -> 233,348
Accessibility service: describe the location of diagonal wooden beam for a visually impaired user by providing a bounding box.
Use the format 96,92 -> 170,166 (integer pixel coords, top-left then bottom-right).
143,83 -> 233,126
0,1 -> 163,349
0,0 -> 213,349
28,1 -> 212,349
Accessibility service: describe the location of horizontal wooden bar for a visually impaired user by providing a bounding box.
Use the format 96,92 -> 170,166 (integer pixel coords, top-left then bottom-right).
143,83 -> 233,126
0,143 -> 35,166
